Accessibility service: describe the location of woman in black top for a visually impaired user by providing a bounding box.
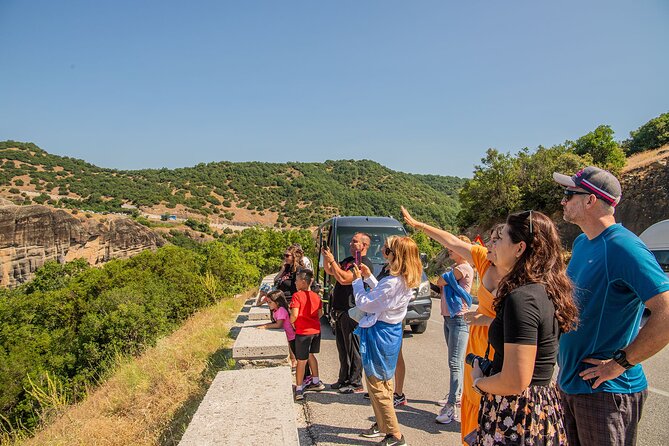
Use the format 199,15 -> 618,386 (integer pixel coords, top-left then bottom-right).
470,211 -> 578,446
274,246 -> 305,302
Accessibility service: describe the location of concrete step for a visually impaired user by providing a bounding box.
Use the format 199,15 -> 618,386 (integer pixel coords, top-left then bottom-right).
248,305 -> 271,320
178,366 -> 298,445
232,319 -> 290,361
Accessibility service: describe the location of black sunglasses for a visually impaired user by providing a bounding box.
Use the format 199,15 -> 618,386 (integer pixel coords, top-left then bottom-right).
563,189 -> 591,201
384,247 -> 394,256
284,254 -> 292,258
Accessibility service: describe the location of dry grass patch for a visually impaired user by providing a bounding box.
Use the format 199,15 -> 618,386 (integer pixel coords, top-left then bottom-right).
17,291 -> 250,446
623,144 -> 669,172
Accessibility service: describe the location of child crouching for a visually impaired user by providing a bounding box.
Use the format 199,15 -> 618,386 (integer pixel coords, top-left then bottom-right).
290,269 -> 325,400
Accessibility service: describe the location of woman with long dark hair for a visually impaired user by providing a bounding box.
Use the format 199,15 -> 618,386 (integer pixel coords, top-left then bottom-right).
470,211 -> 578,445
402,207 -> 504,442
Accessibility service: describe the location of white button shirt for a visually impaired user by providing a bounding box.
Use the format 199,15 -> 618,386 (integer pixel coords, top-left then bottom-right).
352,274 -> 413,328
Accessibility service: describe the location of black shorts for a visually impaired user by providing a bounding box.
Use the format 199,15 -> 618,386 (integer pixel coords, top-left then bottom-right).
294,333 -> 321,360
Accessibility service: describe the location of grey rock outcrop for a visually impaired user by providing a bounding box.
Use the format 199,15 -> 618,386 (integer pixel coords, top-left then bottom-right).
0,205 -> 165,287
616,151 -> 669,235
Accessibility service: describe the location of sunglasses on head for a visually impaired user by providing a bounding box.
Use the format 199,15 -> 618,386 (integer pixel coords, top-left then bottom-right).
521,210 -> 535,237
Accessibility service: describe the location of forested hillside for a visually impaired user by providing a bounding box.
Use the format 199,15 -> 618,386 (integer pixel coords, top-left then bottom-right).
0,141 -> 465,230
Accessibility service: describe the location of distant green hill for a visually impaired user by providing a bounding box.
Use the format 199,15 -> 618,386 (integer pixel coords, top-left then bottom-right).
0,141 -> 466,229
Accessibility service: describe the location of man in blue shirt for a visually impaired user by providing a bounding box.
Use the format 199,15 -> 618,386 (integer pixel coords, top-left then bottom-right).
553,166 -> 669,446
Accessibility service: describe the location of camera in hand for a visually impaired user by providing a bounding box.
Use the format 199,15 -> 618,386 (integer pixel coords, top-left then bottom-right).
465,353 -> 494,376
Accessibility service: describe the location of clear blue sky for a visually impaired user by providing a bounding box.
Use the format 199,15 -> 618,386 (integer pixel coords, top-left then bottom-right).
1,1 -> 667,178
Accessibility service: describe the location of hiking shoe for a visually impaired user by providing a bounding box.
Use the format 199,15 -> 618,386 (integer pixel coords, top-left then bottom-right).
360,422 -> 383,438
294,388 -> 304,401
393,393 -> 407,407
363,392 -> 370,399
435,403 -> 454,424
339,384 -> 364,394
305,381 -> 326,392
330,381 -> 349,390
378,434 -> 406,445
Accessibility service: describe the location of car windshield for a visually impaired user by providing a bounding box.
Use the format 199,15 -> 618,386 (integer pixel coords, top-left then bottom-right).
335,225 -> 406,275
651,250 -> 669,273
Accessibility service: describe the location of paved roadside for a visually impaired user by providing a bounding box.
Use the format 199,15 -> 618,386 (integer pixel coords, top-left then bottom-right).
295,301 -> 669,446
295,301 -> 461,445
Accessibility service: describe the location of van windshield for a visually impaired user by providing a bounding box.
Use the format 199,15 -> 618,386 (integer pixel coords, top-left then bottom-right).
335,226 -> 407,269
651,250 -> 669,273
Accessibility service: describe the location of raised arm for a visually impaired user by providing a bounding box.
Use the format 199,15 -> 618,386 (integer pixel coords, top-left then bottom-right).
401,206 -> 474,263
321,247 -> 355,285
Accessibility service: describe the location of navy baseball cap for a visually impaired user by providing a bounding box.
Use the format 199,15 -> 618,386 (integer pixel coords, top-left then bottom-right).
553,166 -> 622,207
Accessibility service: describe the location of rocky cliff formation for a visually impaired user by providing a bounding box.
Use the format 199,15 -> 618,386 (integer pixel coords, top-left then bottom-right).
0,205 -> 165,287
616,148 -> 669,235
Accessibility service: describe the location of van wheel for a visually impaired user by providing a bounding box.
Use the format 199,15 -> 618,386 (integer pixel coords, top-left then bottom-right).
410,322 -> 427,334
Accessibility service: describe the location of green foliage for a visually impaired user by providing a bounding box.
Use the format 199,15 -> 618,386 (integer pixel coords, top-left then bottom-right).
458,145 -> 588,228
184,218 -> 211,234
625,111 -> 669,154
569,125 -> 626,173
0,226 -> 316,437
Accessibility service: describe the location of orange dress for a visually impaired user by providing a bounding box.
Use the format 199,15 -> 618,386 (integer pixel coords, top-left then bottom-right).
460,245 -> 497,444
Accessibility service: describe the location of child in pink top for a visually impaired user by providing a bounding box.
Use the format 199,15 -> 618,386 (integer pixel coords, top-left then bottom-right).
257,290 -> 312,380
258,290 -> 296,342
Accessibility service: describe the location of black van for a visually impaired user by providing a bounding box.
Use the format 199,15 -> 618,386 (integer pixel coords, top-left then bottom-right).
314,216 -> 432,334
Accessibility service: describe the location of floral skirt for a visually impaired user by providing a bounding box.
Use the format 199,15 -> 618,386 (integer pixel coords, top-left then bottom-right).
473,382 -> 568,446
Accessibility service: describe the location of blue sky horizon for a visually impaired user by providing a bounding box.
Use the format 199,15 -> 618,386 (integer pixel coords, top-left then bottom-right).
1,0 -> 668,178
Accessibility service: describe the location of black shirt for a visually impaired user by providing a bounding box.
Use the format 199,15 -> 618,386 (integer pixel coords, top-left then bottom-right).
275,267 -> 297,299
331,255 -> 374,311
488,283 -> 560,386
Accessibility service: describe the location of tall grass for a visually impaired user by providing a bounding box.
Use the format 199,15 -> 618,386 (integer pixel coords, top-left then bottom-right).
12,291 -> 249,446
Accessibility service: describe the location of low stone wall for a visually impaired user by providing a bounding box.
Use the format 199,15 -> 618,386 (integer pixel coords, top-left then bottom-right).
178,274 -> 299,445
178,367 -> 298,445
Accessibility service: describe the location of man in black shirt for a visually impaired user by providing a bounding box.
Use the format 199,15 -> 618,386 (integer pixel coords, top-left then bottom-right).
322,232 -> 374,393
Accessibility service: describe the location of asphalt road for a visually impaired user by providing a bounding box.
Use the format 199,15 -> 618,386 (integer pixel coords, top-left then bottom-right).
295,300 -> 669,445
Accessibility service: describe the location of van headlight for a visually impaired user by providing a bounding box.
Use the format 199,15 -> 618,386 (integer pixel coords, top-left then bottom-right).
416,280 -> 430,299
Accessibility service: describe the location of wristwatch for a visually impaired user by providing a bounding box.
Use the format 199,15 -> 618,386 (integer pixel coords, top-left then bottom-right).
472,377 -> 485,395
612,349 -> 634,370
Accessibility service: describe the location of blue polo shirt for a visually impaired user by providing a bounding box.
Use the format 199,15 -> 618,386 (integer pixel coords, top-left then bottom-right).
558,224 -> 669,395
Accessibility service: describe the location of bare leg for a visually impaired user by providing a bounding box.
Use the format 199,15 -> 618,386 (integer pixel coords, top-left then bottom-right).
307,353 -> 319,379
395,346 -> 405,395
296,359 -> 308,387
289,348 -> 297,368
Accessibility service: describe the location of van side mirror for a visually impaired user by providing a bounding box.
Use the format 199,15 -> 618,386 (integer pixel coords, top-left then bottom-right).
420,253 -> 428,269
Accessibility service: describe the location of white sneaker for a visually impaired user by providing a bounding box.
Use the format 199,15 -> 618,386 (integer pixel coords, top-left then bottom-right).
435,403 -> 455,424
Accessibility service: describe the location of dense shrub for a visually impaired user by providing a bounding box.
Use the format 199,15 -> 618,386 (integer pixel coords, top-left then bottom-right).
0,228 -> 311,436
624,111 -> 669,154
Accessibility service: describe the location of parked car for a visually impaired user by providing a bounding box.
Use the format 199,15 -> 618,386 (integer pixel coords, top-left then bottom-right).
640,219 -> 669,276
314,216 -> 432,334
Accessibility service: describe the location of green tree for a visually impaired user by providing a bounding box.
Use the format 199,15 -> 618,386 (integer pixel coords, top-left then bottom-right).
458,149 -> 522,228
569,125 -> 625,173
625,112 -> 669,154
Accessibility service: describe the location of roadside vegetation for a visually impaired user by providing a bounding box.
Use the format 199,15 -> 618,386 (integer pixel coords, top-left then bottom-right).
0,228 -> 313,444
456,112 -> 668,229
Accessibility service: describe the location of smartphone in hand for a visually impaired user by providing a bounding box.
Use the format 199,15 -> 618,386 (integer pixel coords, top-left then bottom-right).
354,250 -> 361,266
